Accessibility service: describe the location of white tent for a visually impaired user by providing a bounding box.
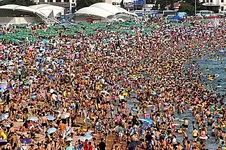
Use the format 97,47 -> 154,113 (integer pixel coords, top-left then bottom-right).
29,4 -> 65,18
75,7 -> 114,19
0,4 -> 64,24
7,17 -> 29,24
74,2 -> 137,22
0,4 -> 46,18
90,3 -> 128,15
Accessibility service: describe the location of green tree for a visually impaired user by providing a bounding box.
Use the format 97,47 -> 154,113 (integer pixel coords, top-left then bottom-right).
76,0 -> 103,10
146,0 -> 154,4
151,0 -> 177,10
184,0 -> 205,10
169,0 -> 178,10
150,0 -> 205,11
0,0 -> 35,6
179,2 -> 194,15
152,0 -> 166,10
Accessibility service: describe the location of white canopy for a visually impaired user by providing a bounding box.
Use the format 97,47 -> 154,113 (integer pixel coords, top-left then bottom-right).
75,7 -> 114,19
0,4 -> 46,18
74,2 -> 138,21
124,0 -> 134,2
7,17 -> 29,24
90,3 -> 128,15
29,4 -> 65,18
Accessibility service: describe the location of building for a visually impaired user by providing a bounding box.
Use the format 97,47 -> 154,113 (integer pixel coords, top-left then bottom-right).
32,0 -> 76,12
200,0 -> 226,13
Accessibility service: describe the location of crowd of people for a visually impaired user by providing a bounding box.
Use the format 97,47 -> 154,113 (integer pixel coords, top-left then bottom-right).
0,16 -> 225,150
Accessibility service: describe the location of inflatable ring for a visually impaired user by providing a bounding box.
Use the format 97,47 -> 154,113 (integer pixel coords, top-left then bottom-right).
199,136 -> 208,140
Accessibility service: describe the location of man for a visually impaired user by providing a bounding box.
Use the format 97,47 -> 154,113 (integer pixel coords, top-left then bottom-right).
88,142 -> 93,150
59,120 -> 66,139
83,139 -> 89,150
28,144 -> 34,150
98,138 -> 106,150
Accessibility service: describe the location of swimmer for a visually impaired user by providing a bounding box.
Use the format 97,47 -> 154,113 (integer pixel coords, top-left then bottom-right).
192,128 -> 199,141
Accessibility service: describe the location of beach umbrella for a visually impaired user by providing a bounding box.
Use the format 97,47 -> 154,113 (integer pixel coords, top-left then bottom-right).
61,113 -> 70,119
66,146 -> 75,150
0,140 -> 7,146
31,94 -> 36,99
27,116 -> 38,121
0,113 -> 9,121
0,82 -> 7,93
42,39 -> 49,44
139,118 -> 153,125
146,118 -> 153,124
47,127 -> 57,134
21,138 -> 32,144
47,115 -> 55,121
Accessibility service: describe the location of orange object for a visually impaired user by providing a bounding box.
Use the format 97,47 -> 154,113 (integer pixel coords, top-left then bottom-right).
87,18 -> 93,23
59,123 -> 66,132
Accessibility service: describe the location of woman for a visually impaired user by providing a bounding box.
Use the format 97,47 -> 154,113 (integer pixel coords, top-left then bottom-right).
199,128 -> 208,140
0,127 -> 7,140
192,128 -> 198,142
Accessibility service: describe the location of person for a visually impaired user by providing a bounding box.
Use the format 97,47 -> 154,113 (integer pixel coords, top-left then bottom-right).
98,138 -> 106,150
0,127 -> 7,140
0,16 -> 225,150
88,141 -> 93,150
193,128 -> 199,141
84,139 -> 89,150
28,144 -> 34,150
59,120 -> 66,139
183,118 -> 189,129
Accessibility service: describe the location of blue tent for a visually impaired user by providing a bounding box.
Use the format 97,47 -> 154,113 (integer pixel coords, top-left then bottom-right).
169,15 -> 184,22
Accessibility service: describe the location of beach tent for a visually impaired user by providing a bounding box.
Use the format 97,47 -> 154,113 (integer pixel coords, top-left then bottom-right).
169,15 -> 184,22
29,4 -> 65,18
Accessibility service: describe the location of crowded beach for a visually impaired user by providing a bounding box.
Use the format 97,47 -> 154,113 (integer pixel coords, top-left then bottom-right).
0,16 -> 225,150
